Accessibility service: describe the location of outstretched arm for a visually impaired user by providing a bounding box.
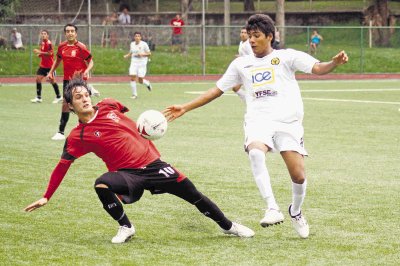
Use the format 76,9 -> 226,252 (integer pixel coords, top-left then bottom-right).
163,87 -> 223,122
312,50 -> 348,75
24,159 -> 73,212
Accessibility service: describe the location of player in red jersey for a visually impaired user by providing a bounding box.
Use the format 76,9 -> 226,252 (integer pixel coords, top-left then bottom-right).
46,23 -> 100,141
30,30 -> 62,104
24,77 -> 255,243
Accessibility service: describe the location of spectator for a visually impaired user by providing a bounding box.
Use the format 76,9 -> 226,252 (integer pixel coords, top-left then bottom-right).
310,30 -> 323,55
118,7 -> 131,25
11,28 -> 24,50
0,36 -> 6,49
170,14 -> 184,52
102,12 -> 118,48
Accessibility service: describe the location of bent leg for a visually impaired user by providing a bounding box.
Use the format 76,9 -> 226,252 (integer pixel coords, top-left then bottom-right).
94,172 -> 132,227
164,178 -> 232,230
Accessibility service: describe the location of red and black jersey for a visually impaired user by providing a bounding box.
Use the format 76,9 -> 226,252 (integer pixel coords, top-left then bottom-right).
57,40 -> 92,80
43,98 -> 161,199
39,39 -> 54,68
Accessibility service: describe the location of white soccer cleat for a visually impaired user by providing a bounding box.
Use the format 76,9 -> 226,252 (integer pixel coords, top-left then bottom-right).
289,205 -> 309,239
260,208 -> 284,227
30,97 -> 42,103
51,132 -> 65,140
111,225 -> 135,244
130,95 -> 138,99
52,97 -> 63,104
222,222 -> 255,238
88,85 -> 100,97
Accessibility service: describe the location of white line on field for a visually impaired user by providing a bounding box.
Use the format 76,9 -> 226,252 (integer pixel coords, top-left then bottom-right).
303,97 -> 400,105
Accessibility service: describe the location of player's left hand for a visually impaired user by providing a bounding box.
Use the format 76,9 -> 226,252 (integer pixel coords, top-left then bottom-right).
332,50 -> 348,66
163,105 -> 185,122
24,197 -> 48,212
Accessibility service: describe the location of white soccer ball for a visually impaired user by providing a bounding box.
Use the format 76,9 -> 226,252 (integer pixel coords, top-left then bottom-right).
137,110 -> 168,140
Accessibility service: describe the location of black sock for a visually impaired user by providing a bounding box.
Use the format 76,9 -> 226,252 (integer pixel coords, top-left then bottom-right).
52,83 -> 60,98
36,83 -> 42,99
95,187 -> 132,227
194,195 -> 232,230
59,112 -> 70,134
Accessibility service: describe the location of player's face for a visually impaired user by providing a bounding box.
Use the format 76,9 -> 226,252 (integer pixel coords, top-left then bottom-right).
248,29 -> 273,58
40,31 -> 49,41
65,26 -> 77,43
69,86 -> 93,115
134,34 -> 141,43
240,30 -> 248,41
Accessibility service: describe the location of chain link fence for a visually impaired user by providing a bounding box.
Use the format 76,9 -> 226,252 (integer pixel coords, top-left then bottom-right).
0,24 -> 399,76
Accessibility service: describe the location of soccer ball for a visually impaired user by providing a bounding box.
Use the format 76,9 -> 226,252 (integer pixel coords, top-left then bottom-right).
137,110 -> 168,140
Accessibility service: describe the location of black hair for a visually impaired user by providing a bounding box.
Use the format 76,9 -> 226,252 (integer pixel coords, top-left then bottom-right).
64,77 -> 91,112
134,31 -> 141,36
246,14 -> 275,44
41,29 -> 49,35
64,23 -> 77,32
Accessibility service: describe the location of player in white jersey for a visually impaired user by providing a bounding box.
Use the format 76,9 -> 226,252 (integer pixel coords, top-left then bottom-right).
123,32 -> 152,99
232,27 -> 253,102
164,14 -> 348,239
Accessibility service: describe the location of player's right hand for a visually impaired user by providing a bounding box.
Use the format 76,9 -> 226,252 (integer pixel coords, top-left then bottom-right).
24,197 -> 48,212
163,105 -> 185,122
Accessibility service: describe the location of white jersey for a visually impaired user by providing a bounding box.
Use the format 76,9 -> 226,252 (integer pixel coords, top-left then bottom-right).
129,41 -> 150,65
216,48 -> 319,123
238,40 -> 252,56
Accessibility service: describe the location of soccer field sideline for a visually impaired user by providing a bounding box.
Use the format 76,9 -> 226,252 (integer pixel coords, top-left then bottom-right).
0,80 -> 399,265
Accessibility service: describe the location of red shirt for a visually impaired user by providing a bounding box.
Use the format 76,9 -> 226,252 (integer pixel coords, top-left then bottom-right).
39,39 -> 54,68
43,98 -> 161,200
170,18 -> 184,35
57,40 -> 92,80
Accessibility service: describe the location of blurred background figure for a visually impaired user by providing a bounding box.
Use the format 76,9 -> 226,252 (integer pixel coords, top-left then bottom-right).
102,12 -> 118,48
11,28 -> 24,50
170,14 -> 184,53
310,30 -> 323,54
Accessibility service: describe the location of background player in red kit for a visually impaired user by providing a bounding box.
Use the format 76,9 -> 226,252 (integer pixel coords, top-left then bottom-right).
46,23 -> 99,141
24,77 -> 255,243
30,30 -> 61,104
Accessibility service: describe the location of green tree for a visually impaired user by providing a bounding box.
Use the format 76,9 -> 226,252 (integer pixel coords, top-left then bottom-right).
0,0 -> 20,23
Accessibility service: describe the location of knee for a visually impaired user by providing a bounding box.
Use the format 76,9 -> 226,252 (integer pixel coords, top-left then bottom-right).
248,149 -> 266,164
94,175 -> 110,189
290,167 -> 306,184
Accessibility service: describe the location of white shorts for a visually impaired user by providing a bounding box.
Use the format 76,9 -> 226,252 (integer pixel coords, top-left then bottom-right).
244,116 -> 307,155
129,64 -> 147,77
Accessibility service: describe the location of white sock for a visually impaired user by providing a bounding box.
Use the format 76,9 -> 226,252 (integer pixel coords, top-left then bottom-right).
248,149 -> 279,210
142,79 -> 150,87
291,179 -> 307,216
235,88 -> 246,102
130,81 -> 137,96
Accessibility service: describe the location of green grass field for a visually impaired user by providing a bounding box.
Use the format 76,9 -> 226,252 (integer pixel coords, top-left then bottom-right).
0,80 -> 399,265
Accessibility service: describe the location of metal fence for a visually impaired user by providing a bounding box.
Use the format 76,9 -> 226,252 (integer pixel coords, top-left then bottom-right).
0,24 -> 399,76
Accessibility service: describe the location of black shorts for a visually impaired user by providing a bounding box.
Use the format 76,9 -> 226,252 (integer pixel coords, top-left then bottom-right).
36,67 -> 54,77
98,159 -> 187,204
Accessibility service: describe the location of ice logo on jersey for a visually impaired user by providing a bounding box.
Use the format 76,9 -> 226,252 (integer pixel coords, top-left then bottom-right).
107,111 -> 120,123
251,67 -> 275,87
71,50 -> 76,57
